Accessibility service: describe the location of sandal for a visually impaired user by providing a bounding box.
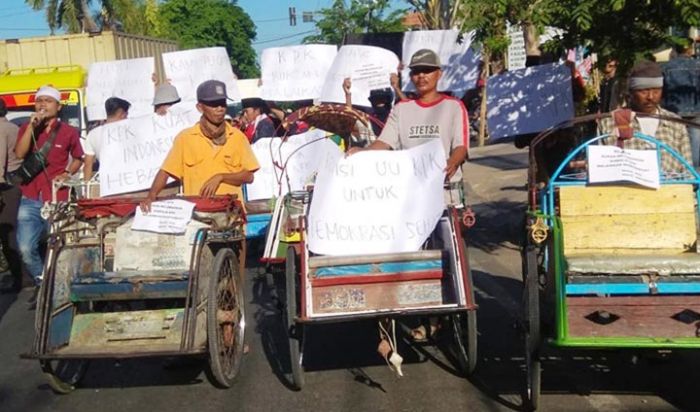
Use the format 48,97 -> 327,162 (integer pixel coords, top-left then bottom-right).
410,322 -> 441,342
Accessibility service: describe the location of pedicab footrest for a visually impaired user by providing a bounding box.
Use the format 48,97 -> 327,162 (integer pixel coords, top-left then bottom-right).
566,254 -> 700,276
70,271 -> 190,302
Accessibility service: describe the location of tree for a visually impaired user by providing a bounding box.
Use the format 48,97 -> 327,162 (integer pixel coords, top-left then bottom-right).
158,0 -> 259,78
404,0 -> 465,29
303,0 -> 406,45
94,0 -> 154,34
26,0 -> 99,33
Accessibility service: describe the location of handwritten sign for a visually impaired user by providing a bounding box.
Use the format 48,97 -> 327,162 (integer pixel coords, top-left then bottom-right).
486,63 -> 574,140
507,26 -> 526,71
319,45 -> 399,107
245,129 -> 342,201
588,145 -> 660,189
132,199 -> 196,234
307,139 -> 446,256
401,30 -> 481,95
162,47 -> 241,103
98,108 -> 201,196
86,58 -> 155,121
238,78 -> 261,99
261,45 -> 338,101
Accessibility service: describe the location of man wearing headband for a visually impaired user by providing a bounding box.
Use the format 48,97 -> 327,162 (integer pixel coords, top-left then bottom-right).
600,60 -> 692,173
13,85 -> 84,305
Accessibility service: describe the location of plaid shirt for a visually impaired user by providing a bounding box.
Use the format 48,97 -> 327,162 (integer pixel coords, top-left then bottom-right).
599,107 -> 692,174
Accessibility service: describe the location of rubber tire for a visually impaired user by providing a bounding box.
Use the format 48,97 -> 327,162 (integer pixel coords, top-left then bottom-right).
285,246 -> 305,390
41,359 -> 89,394
449,310 -> 478,376
523,247 -> 542,411
207,248 -> 246,388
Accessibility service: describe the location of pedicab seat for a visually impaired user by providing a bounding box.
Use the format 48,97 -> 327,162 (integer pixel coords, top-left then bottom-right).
70,271 -> 190,302
566,254 -> 700,276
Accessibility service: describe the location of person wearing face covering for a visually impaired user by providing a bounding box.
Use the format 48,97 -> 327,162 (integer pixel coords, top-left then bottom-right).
140,80 -> 260,212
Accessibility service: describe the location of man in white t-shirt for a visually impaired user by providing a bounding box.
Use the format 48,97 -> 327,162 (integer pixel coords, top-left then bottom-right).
83,97 -> 130,181
348,48 -> 469,205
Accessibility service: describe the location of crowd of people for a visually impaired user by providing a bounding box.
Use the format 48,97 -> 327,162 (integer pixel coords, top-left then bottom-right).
1,42 -> 699,313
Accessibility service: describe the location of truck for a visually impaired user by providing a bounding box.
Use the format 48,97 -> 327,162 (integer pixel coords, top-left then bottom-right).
0,31 -> 179,136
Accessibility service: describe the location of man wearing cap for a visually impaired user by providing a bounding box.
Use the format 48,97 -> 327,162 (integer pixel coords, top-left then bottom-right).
14,85 -> 84,302
600,60 -> 692,174
153,84 -> 181,116
141,80 -> 259,210
241,97 -> 276,143
83,96 -> 131,181
348,48 -> 469,206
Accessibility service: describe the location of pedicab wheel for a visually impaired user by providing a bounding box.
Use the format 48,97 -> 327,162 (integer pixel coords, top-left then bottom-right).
285,246 -> 305,390
522,246 -> 541,411
448,309 -> 478,376
40,359 -> 89,394
207,247 -> 246,388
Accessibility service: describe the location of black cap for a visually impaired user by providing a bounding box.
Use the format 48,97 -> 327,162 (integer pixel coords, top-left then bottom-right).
369,88 -> 393,103
241,97 -> 267,109
197,80 -> 230,102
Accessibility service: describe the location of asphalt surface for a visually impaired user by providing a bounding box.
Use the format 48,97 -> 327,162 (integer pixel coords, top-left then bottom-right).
0,141 -> 697,411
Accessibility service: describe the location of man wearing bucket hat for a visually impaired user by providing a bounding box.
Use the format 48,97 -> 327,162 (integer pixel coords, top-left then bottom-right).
153,84 -> 181,116
348,48 -> 469,204
600,60 -> 692,174
13,85 -> 84,305
140,80 -> 259,211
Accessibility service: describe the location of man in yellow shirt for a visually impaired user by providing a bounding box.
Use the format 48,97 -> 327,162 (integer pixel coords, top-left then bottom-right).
141,80 -> 260,211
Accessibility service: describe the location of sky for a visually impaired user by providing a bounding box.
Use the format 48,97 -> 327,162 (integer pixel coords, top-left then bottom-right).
0,0 -> 406,56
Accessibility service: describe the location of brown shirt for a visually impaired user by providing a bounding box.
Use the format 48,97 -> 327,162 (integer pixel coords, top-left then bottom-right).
0,117 -> 20,183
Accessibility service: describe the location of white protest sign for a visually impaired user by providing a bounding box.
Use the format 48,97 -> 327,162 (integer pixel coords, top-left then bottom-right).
319,45 -> 399,107
98,108 -> 201,196
246,129 -> 342,201
401,30 -> 481,95
261,45 -> 338,101
486,63 -> 574,140
132,199 -> 196,234
588,146 -> 660,189
86,58 -> 155,121
507,25 -> 526,71
307,139 -> 446,256
163,47 -> 241,103
238,78 -> 261,98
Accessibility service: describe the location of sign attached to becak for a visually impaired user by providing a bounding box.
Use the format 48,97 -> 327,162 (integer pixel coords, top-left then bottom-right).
307,139 -> 446,256
86,57 -> 155,121
162,47 -> 241,103
260,45 -> 338,101
98,108 -> 201,196
319,45 -> 399,107
486,63 -> 574,140
245,129 -> 342,201
401,30 -> 481,96
588,146 -> 660,189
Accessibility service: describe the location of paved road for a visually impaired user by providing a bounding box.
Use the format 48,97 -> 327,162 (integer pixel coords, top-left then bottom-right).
0,142 -> 695,411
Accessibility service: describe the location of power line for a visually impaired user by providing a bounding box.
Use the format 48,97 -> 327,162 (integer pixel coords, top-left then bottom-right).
0,10 -> 38,19
254,17 -> 288,23
252,29 -> 316,45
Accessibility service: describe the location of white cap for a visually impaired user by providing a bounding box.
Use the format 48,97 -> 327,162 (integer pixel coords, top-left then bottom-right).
35,85 -> 61,102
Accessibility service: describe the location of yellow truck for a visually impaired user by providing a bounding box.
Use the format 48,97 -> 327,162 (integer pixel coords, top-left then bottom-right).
0,31 -> 178,136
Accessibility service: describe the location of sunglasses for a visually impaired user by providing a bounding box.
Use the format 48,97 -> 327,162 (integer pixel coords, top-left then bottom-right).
410,67 -> 439,76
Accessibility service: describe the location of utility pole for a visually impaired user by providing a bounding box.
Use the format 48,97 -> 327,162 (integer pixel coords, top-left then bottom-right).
440,0 -> 450,29
289,7 -> 297,26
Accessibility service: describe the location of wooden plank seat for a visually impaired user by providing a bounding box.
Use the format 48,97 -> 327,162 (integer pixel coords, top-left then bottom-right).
560,185 -> 699,275
70,271 -> 189,302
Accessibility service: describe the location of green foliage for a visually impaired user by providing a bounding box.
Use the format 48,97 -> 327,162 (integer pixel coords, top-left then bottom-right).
158,0 -> 259,78
303,0 -> 407,45
26,0 -> 98,33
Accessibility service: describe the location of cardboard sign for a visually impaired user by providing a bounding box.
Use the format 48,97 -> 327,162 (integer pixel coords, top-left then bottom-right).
307,139 -> 446,256
246,129 -> 342,201
86,58 -> 155,121
486,63 -> 574,140
401,30 -> 481,95
588,145 -> 660,189
98,108 -> 201,196
162,47 -> 241,103
260,45 -> 338,101
319,45 -> 399,107
507,26 -> 526,71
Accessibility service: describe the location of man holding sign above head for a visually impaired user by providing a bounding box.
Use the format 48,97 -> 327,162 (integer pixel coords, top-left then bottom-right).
348,49 -> 469,206
140,80 -> 260,212
153,84 -> 181,116
83,97 -> 131,181
600,61 -> 692,174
